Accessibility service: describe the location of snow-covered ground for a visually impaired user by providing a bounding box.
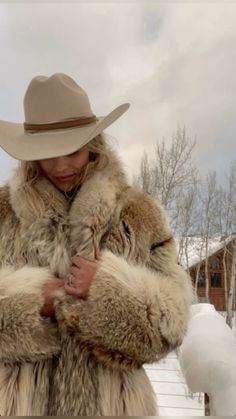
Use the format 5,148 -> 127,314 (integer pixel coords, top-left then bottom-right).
145,308 -> 236,415
179,304 -> 236,415
219,311 -> 236,336
144,352 -> 204,416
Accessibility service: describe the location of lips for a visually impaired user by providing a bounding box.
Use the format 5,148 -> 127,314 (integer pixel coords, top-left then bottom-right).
55,174 -> 76,182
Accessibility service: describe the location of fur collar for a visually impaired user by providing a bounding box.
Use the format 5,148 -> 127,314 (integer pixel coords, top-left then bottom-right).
7,149 -> 128,276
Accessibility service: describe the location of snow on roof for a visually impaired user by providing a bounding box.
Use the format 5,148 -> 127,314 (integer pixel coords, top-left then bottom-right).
175,236 -> 234,269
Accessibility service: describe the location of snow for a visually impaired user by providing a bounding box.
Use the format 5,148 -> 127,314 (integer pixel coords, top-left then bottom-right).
144,306 -> 236,415
219,310 -> 236,337
179,303 -> 236,415
144,351 -> 204,415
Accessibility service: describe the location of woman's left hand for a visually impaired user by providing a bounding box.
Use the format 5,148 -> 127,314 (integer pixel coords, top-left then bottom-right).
64,248 -> 101,298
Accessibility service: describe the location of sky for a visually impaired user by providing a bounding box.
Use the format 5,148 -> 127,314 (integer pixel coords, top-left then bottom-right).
0,2 -> 236,184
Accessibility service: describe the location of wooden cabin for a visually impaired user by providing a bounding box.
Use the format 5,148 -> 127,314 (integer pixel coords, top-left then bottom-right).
187,238 -> 235,311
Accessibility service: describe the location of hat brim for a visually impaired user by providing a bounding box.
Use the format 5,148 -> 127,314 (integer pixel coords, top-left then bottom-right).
0,103 -> 130,161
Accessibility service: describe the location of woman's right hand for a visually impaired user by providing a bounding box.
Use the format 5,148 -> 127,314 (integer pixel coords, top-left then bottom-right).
40,276 -> 64,317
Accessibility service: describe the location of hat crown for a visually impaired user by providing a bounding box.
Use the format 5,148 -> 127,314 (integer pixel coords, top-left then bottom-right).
23,73 -> 94,124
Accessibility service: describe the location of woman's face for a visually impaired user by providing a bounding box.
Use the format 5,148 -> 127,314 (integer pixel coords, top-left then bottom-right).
38,145 -> 90,192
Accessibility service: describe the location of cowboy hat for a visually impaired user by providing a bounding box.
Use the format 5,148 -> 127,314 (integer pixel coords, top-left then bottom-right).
0,73 -> 130,161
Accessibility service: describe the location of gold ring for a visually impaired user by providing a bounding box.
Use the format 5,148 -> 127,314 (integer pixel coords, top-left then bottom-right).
67,273 -> 75,287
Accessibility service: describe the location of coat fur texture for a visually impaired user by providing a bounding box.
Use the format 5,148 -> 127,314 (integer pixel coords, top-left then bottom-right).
0,147 -> 193,416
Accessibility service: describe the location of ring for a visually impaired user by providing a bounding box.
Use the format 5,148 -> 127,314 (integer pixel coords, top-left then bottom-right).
66,273 -> 75,287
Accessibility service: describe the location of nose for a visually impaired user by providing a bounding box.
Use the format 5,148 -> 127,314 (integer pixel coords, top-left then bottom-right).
53,156 -> 70,172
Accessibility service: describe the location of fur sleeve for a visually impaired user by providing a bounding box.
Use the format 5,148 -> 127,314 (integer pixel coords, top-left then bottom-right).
55,249 -> 193,367
0,266 -> 61,363
55,189 -> 193,367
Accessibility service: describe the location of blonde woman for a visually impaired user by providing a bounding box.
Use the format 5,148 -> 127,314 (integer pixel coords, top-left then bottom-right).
0,73 -> 192,416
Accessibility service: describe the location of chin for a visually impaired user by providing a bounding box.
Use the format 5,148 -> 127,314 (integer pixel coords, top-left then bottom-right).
48,174 -> 80,193
57,184 -> 74,192
56,179 -> 79,193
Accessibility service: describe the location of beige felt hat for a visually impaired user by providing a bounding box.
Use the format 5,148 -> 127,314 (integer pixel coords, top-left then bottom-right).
0,73 -> 130,161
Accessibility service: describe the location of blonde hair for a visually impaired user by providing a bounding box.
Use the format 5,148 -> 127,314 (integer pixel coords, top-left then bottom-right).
18,134 -> 112,216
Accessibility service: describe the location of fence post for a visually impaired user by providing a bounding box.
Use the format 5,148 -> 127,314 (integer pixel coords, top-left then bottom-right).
205,393 -> 210,415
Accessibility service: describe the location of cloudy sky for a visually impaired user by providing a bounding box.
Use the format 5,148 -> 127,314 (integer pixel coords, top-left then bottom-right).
0,2 -> 236,184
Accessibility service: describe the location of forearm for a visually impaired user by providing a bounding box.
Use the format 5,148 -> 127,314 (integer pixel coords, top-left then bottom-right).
0,265 -> 61,362
55,251 -> 192,366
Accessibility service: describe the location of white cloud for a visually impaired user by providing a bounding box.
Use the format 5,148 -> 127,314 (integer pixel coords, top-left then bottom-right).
0,3 -> 236,183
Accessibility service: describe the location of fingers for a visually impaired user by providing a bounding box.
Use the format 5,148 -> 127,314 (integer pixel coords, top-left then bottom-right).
65,248 -> 101,299
71,255 -> 82,268
64,276 -> 89,298
69,266 -> 95,286
70,266 -> 80,278
65,268 -> 90,297
72,255 -> 91,267
64,282 -> 84,297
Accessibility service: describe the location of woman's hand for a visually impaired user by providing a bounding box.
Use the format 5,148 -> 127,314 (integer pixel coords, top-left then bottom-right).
64,248 -> 101,298
40,276 -> 64,317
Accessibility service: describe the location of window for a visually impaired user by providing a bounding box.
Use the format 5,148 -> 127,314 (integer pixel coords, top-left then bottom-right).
210,257 -> 220,270
196,271 -> 206,287
211,272 -> 222,288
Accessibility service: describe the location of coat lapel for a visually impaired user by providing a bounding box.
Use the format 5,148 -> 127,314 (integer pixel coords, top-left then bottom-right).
8,150 -> 128,276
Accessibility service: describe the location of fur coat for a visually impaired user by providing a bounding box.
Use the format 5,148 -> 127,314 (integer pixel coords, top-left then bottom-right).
0,148 -> 193,416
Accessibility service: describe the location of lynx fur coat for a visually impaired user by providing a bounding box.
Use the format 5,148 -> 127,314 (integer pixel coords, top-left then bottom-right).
0,148 -> 192,416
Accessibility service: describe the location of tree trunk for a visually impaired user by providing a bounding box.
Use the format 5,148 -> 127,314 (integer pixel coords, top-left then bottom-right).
226,238 -> 236,328
204,237 -> 210,302
223,244 -> 228,312
195,241 -> 204,293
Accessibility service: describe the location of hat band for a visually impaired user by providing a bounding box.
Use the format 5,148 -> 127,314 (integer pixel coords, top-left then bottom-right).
24,115 -> 97,132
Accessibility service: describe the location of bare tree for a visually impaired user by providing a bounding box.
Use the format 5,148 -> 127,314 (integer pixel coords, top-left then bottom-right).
133,126 -> 197,234
151,127 -> 196,209
198,172 -> 222,302
175,180 -> 199,270
222,161 -> 236,327
134,127 -> 236,324
133,151 -> 152,194
194,239 -> 205,292
227,237 -> 236,327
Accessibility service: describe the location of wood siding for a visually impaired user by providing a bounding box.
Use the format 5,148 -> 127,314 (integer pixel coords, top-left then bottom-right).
189,242 -> 235,310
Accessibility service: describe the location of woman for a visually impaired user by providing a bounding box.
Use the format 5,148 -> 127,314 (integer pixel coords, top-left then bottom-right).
0,73 -> 193,416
